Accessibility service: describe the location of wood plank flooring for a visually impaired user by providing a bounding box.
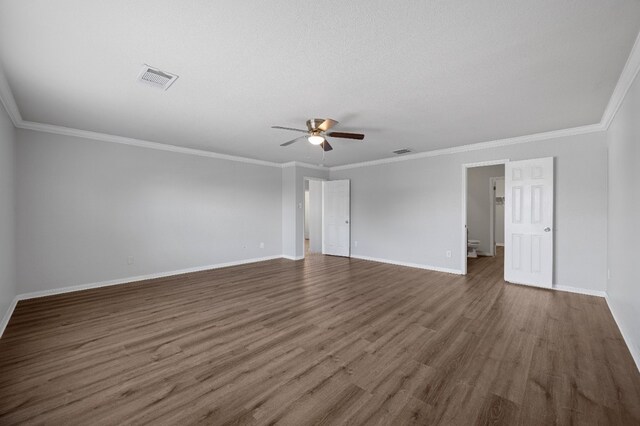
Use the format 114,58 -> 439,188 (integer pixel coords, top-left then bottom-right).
0,251 -> 639,425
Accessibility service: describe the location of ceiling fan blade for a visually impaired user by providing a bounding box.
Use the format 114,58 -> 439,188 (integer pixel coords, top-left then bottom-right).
327,131 -> 365,140
271,126 -> 309,134
317,119 -> 339,132
321,140 -> 333,151
280,136 -> 305,147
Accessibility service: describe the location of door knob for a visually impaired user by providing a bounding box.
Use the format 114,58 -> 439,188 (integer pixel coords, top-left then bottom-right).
345,220 -> 349,224
544,227 -> 551,232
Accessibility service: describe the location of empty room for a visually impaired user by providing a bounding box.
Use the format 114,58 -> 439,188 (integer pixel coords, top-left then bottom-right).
1,1 -> 639,425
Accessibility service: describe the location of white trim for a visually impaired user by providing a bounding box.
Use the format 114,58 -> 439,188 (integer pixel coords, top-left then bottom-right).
463,159 -> 510,169
601,30 -> 640,129
605,295 -> 640,373
462,159 -> 509,275
17,120 -> 284,169
282,255 -> 304,261
282,161 -> 328,171
489,177 -> 496,256
351,254 -> 463,275
506,281 -> 606,297
329,125 -> 603,172
553,285 -> 607,298
0,297 -> 19,339
321,181 -> 325,255
495,243 -> 504,247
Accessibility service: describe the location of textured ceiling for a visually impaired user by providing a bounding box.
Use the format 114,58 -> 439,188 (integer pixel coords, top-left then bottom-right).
1,0 -> 639,166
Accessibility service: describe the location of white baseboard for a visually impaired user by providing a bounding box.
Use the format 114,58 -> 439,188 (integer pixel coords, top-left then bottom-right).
495,243 -> 504,247
350,254 -> 463,275
553,285 -> 607,298
0,297 -> 19,339
605,295 -> 640,373
504,281 -> 607,298
476,251 -> 493,257
282,255 -> 304,261
17,255 -> 284,301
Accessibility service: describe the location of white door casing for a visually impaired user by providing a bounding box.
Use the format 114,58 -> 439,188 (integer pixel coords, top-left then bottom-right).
322,180 -> 350,257
504,157 -> 554,288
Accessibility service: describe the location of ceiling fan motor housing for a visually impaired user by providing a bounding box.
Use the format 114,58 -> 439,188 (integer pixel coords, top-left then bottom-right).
307,119 -> 326,132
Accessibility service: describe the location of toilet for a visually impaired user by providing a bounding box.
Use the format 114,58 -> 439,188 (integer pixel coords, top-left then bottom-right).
467,239 -> 480,258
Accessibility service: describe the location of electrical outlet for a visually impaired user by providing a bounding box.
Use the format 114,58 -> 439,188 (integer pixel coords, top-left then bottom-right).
446,250 -> 452,258
260,242 -> 265,249
127,256 -> 134,265
298,202 -> 302,209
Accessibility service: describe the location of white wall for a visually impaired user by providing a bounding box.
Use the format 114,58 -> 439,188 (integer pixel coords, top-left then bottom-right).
308,180 -> 322,253
467,164 -> 504,255
0,102 -> 16,328
331,131 -> 608,292
607,67 -> 640,369
16,130 -> 283,294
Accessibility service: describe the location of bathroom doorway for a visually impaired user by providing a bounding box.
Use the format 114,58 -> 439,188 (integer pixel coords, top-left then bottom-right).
462,160 -> 508,275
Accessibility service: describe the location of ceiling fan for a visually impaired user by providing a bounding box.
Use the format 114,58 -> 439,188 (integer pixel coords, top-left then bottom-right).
272,118 -> 365,151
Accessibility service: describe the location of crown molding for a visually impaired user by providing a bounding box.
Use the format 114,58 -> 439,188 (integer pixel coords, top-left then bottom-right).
601,30 -> 640,130
329,123 -> 604,172
16,120 -> 285,169
0,65 -> 22,126
2,29 -> 640,171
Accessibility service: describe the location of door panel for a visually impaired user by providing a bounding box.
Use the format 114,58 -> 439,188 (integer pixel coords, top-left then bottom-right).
322,180 -> 350,257
505,157 -> 554,287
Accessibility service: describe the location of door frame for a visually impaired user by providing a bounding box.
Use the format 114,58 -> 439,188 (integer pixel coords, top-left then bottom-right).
461,159 -> 509,275
301,176 -> 327,260
489,176 -> 505,256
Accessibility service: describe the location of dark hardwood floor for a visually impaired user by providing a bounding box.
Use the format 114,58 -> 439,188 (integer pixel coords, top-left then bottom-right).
0,250 -> 639,425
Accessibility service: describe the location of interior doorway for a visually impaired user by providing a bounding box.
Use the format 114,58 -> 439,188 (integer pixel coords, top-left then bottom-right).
462,158 -> 555,288
303,177 -> 324,257
490,176 -> 505,255
302,177 -> 351,259
461,160 -> 508,275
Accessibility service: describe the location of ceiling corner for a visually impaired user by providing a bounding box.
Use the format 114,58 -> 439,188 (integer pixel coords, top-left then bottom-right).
0,66 -> 23,126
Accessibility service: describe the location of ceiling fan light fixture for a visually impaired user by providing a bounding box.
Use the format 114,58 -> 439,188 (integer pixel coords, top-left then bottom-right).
308,135 -> 325,145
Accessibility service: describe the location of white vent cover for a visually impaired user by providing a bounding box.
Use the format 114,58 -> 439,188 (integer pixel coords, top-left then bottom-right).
137,65 -> 178,90
392,148 -> 412,155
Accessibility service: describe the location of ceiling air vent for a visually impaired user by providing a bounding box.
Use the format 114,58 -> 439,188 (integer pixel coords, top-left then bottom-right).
392,148 -> 412,155
137,65 -> 178,90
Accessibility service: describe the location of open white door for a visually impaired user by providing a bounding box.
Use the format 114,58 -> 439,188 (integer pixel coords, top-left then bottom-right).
322,180 -> 350,257
505,157 -> 554,288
